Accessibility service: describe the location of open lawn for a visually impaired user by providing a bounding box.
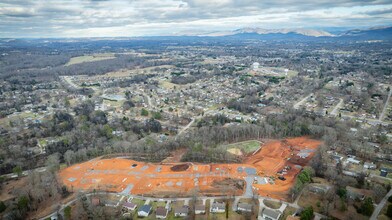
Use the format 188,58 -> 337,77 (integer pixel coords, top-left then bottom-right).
160,80 -> 183,90
263,200 -> 282,209
227,148 -> 243,156
250,66 -> 298,78
280,206 -> 297,220
65,53 -> 116,66
130,198 -> 145,207
298,191 -> 324,213
223,140 -> 262,155
0,111 -> 43,128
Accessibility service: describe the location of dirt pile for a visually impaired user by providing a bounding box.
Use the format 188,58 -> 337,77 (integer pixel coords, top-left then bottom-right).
170,164 -> 189,171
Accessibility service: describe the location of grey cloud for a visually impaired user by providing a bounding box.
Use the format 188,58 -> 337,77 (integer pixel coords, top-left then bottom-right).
364,7 -> 392,15
0,0 -> 391,37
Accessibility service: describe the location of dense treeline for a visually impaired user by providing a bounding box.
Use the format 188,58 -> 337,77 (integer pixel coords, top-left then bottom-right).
0,54 -> 71,73
1,54 -> 169,82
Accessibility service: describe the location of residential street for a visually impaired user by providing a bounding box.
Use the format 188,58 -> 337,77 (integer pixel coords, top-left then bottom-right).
370,189 -> 392,220
294,93 -> 313,109
331,98 -> 343,116
379,88 -> 392,121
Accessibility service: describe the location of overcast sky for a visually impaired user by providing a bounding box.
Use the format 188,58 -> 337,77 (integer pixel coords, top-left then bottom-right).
0,0 -> 391,38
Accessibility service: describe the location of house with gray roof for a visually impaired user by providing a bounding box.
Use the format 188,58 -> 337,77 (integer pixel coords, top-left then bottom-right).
346,186 -> 365,200
138,204 -> 152,217
363,162 -> 376,170
210,202 -> 226,213
195,204 -> 206,214
123,202 -> 137,211
174,206 -> 189,217
260,208 -> 281,220
156,207 -> 168,219
237,203 -> 252,212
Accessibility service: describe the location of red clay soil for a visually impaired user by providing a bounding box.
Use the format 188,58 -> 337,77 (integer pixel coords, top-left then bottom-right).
247,137 -> 321,200
59,136 -> 321,201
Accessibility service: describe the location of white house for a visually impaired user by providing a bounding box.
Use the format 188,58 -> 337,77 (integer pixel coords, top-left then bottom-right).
195,204 -> 206,214
252,62 -> 260,71
346,158 -> 361,164
364,162 -> 377,169
210,202 -> 226,213
237,203 -> 252,212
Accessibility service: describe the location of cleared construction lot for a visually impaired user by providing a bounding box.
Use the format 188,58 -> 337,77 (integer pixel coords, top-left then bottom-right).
60,137 -> 320,200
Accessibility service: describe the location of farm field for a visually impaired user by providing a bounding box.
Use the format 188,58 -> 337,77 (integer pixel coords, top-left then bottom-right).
59,137 -> 321,201
65,53 -> 116,66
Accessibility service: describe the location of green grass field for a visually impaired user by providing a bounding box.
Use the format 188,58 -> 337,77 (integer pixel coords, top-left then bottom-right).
222,140 -> 262,154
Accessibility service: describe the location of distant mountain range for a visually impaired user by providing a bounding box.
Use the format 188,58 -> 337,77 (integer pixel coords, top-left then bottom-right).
0,26 -> 390,42
199,28 -> 334,37
177,26 -> 392,40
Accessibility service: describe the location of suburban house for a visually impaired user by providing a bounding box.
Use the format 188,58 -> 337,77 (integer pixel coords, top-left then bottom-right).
260,208 -> 282,220
346,186 -> 365,200
210,202 -> 226,213
156,207 -> 169,219
237,203 -> 253,212
331,153 -> 344,163
363,162 -> 377,169
308,184 -> 331,194
195,204 -> 206,214
346,157 -> 361,165
174,206 -> 189,217
104,200 -> 118,207
380,168 -> 392,177
123,202 -> 137,211
138,205 -> 152,217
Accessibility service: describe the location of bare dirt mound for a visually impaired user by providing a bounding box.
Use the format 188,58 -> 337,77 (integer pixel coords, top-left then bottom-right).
170,164 -> 189,171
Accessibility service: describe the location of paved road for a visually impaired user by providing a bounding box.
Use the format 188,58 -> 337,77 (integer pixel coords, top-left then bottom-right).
331,98 -> 343,116
294,93 -> 313,109
370,189 -> 392,220
379,88 -> 392,121
243,176 -> 255,197
176,110 -> 214,137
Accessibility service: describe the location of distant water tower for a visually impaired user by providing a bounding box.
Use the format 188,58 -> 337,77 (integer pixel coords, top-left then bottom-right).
284,69 -> 289,76
252,62 -> 259,71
